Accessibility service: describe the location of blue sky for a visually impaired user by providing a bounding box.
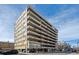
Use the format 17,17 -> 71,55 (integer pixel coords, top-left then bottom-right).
0,4 -> 79,46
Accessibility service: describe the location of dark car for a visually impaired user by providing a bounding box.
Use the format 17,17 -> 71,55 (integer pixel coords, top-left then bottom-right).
2,50 -> 18,55
0,51 -> 2,54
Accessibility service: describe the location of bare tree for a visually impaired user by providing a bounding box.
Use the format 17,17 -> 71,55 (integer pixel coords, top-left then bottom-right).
56,41 -> 71,53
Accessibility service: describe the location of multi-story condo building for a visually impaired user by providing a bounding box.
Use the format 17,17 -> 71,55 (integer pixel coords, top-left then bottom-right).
14,6 -> 58,53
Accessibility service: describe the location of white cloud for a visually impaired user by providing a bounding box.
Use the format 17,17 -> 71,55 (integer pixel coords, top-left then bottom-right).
0,5 -> 21,42
47,7 -> 79,43
48,7 -> 79,25
59,19 -> 79,40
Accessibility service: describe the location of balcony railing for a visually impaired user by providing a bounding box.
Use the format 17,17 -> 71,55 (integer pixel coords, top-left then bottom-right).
27,31 -> 56,43
27,25 -> 57,40
27,20 -> 57,37
28,16 -> 58,34
27,35 -> 55,45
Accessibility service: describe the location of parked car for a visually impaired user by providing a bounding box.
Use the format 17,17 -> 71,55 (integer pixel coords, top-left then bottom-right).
0,51 -> 2,54
2,50 -> 18,55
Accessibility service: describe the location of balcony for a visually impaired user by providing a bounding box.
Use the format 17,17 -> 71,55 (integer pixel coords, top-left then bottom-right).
27,16 -> 57,35
27,11 -> 52,28
27,25 -> 57,41
27,20 -> 57,38
27,31 -> 55,43
27,35 -> 55,45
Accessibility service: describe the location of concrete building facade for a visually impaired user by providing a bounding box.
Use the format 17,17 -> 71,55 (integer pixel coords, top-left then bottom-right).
14,6 -> 58,53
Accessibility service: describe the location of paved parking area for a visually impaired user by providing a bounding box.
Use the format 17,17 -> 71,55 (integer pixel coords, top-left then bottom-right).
18,52 -> 79,55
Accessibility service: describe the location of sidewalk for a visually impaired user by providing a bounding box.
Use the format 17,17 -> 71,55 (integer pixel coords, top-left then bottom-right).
18,52 -> 79,55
